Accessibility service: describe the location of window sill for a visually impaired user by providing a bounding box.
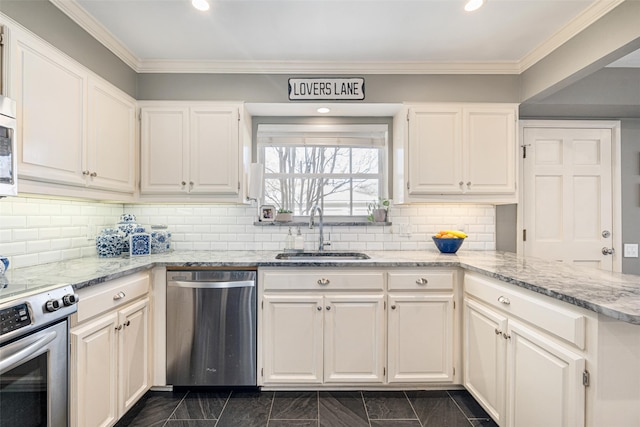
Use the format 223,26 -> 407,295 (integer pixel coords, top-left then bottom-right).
253,221 -> 392,227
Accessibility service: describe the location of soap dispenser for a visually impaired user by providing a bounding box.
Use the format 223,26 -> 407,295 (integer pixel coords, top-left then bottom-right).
285,227 -> 294,250
294,227 -> 304,251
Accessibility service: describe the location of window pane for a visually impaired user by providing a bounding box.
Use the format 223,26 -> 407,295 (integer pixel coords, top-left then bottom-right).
353,179 -> 380,215
352,148 -> 379,174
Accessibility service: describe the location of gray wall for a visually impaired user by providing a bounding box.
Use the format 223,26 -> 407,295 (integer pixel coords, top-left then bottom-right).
137,73 -> 520,103
621,120 -> 640,275
0,0 -> 137,96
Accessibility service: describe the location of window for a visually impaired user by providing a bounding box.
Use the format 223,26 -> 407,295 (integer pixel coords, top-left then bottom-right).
257,124 -> 388,217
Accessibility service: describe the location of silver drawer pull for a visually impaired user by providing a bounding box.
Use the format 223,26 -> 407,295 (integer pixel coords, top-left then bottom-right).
416,278 -> 428,285
317,278 -> 330,286
498,296 -> 511,305
113,291 -> 126,301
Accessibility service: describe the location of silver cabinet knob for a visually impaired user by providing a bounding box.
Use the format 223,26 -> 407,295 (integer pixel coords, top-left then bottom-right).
90,172 -> 97,177
317,278 -> 330,286
181,181 -> 186,186
498,296 -> 510,305
124,320 -> 131,327
82,170 -> 90,176
602,247 -> 615,255
115,325 -> 123,331
317,306 -> 322,311
416,278 -> 428,285
466,181 -> 471,188
391,305 -> 396,310
326,306 -> 331,311
113,291 -> 126,301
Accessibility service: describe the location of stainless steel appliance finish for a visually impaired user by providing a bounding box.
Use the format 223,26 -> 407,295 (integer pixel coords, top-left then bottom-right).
166,270 -> 257,387
0,285 -> 79,427
0,95 -> 17,197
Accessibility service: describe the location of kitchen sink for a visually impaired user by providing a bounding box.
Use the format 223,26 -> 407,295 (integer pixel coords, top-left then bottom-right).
275,251 -> 370,260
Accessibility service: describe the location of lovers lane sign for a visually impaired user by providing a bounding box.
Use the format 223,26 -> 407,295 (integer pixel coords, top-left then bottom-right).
288,78 -> 365,101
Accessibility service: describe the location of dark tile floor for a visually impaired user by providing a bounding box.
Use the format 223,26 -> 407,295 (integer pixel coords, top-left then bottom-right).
114,389 -> 498,427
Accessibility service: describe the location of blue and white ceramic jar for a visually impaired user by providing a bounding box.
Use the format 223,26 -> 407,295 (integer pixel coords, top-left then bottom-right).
116,214 -> 141,254
150,225 -> 172,254
96,228 -> 124,257
0,256 -> 9,275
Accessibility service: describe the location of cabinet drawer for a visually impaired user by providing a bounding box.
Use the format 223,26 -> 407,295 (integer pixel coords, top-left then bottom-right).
388,269 -> 456,291
262,269 -> 384,291
75,272 -> 150,323
465,273 -> 586,350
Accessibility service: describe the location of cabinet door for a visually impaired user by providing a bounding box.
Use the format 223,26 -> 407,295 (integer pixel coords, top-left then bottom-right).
463,106 -> 516,194
506,320 -> 585,427
387,294 -> 454,383
71,312 -> 119,427
87,78 -> 136,193
262,294 -> 323,384
324,294 -> 385,383
407,106 -> 463,194
13,31 -> 87,187
140,107 -> 189,194
189,107 -> 240,194
118,298 -> 150,416
464,298 -> 507,425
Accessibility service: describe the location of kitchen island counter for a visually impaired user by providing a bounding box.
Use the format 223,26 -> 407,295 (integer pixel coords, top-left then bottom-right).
2,249 -> 640,325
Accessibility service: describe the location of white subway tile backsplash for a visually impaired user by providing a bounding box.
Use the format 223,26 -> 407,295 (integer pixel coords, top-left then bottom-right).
0,197 -> 495,268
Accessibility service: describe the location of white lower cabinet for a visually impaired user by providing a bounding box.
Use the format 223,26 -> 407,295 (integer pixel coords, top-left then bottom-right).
464,273 -> 586,427
387,269 -> 456,383
259,268 -> 456,387
262,293 -> 385,384
260,269 -> 386,386
70,273 -> 150,427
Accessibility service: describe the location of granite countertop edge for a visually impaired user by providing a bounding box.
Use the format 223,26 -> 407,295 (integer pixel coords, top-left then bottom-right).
3,250 -> 640,325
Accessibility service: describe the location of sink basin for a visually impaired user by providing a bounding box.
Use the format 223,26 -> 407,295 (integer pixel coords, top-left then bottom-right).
275,252 -> 370,260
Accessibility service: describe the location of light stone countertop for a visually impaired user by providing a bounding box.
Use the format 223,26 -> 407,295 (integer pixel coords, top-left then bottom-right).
2,249 -> 640,325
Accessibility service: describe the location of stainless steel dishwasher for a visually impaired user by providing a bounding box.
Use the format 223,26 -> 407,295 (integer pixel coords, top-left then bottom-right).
166,269 -> 257,387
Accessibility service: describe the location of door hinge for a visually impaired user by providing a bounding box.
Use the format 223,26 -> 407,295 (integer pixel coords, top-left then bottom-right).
406,110 -> 410,122
261,368 -> 264,377
383,367 -> 386,376
583,370 -> 590,387
238,181 -> 241,191
523,229 -> 527,242
521,144 -> 531,159
261,300 -> 263,309
0,33 -> 4,46
384,301 -> 386,310
406,181 -> 410,190
453,367 -> 456,376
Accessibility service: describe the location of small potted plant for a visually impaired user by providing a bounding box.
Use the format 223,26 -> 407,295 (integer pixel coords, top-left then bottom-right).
275,208 -> 294,222
368,198 -> 390,222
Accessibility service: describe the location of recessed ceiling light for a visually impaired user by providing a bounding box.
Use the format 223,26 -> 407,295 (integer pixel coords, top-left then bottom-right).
317,107 -> 331,114
464,0 -> 485,12
192,0 -> 210,12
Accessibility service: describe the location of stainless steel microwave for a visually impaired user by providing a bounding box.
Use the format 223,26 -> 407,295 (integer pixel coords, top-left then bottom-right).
0,95 -> 17,197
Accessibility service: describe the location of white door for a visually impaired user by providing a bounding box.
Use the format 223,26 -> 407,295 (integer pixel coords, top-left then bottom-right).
464,298 -> 507,425
522,126 -> 614,270
323,294 -> 385,383
118,298 -> 149,416
387,293 -> 453,383
262,294 -> 323,384
506,320 -> 585,427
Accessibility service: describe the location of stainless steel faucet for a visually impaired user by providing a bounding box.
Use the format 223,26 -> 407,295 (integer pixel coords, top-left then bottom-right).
309,204 -> 330,251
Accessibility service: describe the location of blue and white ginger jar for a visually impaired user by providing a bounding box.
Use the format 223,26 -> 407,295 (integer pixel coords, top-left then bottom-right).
116,213 -> 142,254
150,225 -> 172,254
96,228 -> 124,257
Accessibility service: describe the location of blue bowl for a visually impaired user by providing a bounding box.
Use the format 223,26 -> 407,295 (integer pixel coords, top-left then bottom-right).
432,237 -> 464,253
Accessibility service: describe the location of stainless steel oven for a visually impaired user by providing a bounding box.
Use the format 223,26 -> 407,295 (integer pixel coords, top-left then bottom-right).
0,285 -> 78,427
0,94 -> 17,197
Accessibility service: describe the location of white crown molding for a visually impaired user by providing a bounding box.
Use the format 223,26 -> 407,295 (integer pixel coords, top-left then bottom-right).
49,0 -> 141,70
518,0 -> 625,73
136,59 -> 521,75
51,0 -> 623,75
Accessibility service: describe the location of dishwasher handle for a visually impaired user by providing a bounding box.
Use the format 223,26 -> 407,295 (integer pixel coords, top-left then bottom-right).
168,280 -> 255,289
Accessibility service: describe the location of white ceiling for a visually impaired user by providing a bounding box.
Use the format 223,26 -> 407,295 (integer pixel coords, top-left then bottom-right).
50,0 -> 637,74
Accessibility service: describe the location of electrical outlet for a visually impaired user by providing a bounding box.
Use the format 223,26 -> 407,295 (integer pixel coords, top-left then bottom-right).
624,243 -> 639,258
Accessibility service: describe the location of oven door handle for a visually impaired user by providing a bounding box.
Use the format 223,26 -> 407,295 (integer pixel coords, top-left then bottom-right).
0,331 -> 57,374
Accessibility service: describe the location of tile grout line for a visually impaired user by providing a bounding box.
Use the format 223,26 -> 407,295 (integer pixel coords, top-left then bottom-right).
266,390 -> 276,426
213,390 -> 233,427
403,391 -> 425,427
360,391 -> 373,427
446,390 -> 478,426
162,390 -> 190,427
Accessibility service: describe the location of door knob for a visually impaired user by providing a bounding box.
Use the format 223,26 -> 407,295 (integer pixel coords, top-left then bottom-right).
602,247 -> 615,255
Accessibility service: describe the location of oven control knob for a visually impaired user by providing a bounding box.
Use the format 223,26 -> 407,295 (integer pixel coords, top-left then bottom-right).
45,299 -> 61,312
63,294 -> 79,306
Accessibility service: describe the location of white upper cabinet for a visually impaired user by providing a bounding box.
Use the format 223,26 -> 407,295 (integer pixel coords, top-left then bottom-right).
9,25 -> 136,197
140,102 -> 246,201
396,103 -> 518,203
87,77 -> 136,193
